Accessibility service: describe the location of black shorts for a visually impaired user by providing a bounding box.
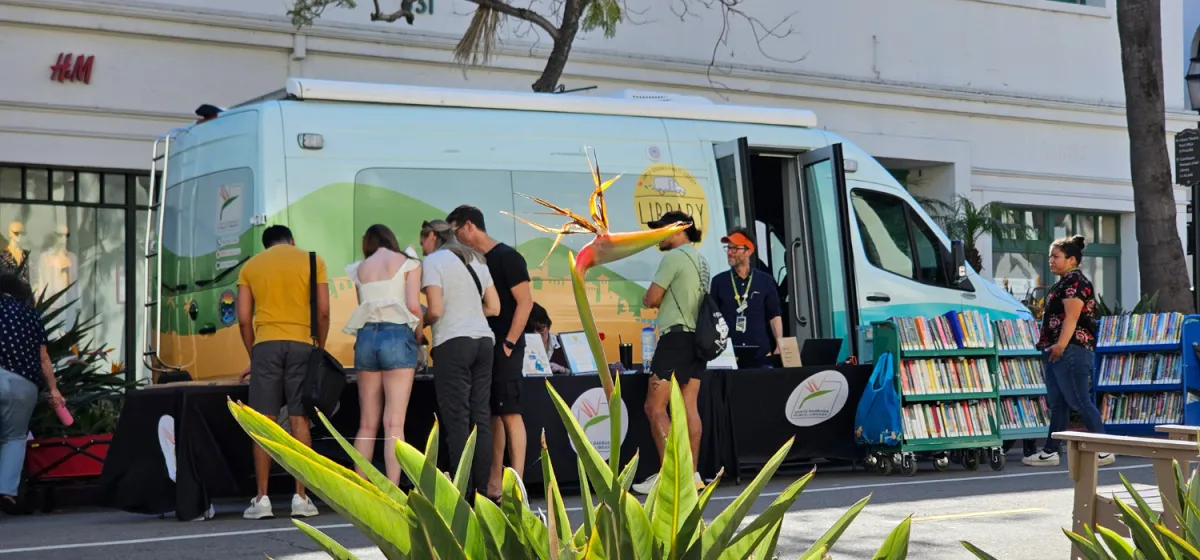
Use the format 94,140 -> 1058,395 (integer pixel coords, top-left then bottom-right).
650,330 -> 705,385
249,340 -> 311,417
491,337 -> 524,416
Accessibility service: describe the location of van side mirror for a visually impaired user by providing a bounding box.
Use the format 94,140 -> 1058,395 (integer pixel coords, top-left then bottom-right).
951,240 -> 967,282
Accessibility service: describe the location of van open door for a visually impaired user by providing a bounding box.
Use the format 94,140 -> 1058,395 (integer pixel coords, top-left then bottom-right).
790,144 -> 861,362
713,138 -> 754,229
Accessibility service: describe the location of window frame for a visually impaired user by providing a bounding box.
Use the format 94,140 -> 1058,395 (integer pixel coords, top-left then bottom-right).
850,187 -> 962,291
991,206 -> 1121,302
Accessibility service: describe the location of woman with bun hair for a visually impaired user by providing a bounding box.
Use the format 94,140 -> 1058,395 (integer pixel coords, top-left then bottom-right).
1024,235 -> 1114,467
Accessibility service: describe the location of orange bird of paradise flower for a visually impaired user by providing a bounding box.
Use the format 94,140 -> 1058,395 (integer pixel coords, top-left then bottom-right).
503,147 -> 690,396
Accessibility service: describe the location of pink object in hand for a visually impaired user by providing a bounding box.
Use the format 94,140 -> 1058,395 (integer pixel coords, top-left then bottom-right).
55,404 -> 74,427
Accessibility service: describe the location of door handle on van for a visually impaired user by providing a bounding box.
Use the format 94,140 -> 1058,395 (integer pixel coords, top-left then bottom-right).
789,239 -> 808,327
963,293 -> 977,300
198,325 -> 217,336
866,293 -> 891,303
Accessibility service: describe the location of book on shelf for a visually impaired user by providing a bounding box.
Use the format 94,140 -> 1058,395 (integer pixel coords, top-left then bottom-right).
995,318 -> 1040,351
997,357 -> 1045,391
1097,312 -> 1185,347
893,310 -> 994,351
997,395 -> 1049,431
899,358 -> 994,396
901,401 -> 996,440
1096,353 -> 1182,386
1099,392 -> 1182,425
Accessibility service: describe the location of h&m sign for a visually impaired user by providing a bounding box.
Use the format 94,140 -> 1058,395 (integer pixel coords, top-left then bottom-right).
49,53 -> 94,85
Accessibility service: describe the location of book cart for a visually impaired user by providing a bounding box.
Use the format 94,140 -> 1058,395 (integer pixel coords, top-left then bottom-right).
993,318 -> 1050,450
868,311 -> 1005,476
1093,313 -> 1188,436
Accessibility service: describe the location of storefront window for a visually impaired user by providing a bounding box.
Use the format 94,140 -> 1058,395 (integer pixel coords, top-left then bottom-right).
0,165 -> 150,375
992,207 -> 1121,305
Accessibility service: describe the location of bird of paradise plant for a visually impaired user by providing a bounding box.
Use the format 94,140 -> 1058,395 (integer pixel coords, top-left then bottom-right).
502,147 -> 690,397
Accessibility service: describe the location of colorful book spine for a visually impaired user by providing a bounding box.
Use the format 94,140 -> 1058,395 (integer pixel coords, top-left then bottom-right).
901,401 -> 997,440
1097,313 -> 1185,346
994,319 -> 1040,351
997,396 -> 1049,430
898,358 -> 994,396
1096,353 -> 1182,386
997,357 -> 1045,391
893,312 -> 993,351
1099,392 -> 1182,424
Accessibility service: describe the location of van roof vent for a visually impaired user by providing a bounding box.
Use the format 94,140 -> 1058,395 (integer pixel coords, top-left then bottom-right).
604,89 -> 714,105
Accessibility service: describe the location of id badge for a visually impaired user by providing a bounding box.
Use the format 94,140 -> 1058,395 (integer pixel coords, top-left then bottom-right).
735,314 -> 747,333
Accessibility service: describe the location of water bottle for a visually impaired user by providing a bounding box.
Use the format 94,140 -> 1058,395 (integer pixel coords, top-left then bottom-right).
641,326 -> 656,372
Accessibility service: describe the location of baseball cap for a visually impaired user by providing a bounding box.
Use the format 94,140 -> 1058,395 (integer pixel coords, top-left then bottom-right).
646,210 -> 693,229
720,228 -> 756,252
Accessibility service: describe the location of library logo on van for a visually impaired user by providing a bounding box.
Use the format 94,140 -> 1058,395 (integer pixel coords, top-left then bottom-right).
215,183 -> 244,236
785,370 -> 849,427
634,164 -> 709,244
569,387 -> 629,461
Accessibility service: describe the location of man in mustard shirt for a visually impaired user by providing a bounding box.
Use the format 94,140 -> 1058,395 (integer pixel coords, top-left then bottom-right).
236,225 -> 328,520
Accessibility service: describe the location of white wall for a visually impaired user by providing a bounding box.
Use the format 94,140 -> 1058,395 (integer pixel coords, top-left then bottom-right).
0,0 -> 1195,307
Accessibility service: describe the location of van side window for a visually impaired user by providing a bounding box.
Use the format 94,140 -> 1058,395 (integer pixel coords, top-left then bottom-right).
851,190 -> 914,279
851,189 -> 951,288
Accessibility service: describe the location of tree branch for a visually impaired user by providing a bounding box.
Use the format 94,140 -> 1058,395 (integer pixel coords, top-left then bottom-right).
470,0 -> 563,41
370,0 -> 416,24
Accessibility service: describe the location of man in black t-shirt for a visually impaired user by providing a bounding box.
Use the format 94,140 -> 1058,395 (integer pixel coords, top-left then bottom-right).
449,205 -> 533,500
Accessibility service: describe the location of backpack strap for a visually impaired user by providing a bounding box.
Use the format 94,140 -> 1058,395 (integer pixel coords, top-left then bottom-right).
309,251 -> 318,346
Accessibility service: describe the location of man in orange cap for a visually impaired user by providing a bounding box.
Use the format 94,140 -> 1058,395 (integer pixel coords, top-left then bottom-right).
710,227 -> 783,369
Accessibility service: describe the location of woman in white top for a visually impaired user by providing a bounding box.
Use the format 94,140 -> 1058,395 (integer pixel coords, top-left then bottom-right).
418,220 -> 500,499
345,224 -> 422,485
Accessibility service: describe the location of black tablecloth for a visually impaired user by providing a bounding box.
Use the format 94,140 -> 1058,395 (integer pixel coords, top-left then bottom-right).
100,366 -> 861,520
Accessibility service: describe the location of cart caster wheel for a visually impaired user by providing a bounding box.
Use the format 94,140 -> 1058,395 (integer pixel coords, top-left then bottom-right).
989,449 -> 1006,471
875,457 -> 893,476
864,454 -> 878,469
932,455 -> 950,472
901,453 -> 918,477
962,449 -> 981,471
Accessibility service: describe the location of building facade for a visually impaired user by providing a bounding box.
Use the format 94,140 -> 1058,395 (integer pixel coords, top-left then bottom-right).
0,0 -> 1194,371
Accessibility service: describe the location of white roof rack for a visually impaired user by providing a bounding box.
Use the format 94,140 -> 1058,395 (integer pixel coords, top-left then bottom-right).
283,78 -> 817,128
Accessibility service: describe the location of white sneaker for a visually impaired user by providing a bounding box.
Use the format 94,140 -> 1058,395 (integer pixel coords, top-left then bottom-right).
291,494 -> 319,518
190,503 -> 216,522
632,472 -> 659,495
1022,451 -> 1060,467
1098,453 -> 1116,466
243,496 -> 274,520
694,472 -> 705,490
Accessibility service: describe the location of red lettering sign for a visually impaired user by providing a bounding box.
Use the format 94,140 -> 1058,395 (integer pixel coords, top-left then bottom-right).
49,53 -> 94,84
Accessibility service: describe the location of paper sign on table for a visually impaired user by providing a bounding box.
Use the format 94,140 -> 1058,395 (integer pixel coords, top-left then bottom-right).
522,333 -> 553,376
778,337 -> 803,368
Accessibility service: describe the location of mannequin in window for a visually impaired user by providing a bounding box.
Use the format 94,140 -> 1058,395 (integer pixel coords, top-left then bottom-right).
37,224 -> 80,331
1,221 -> 29,285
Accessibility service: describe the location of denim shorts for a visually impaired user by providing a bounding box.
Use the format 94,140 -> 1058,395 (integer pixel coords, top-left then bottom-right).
354,322 -> 418,371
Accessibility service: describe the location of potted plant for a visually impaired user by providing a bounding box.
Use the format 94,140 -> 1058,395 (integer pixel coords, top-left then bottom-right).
23,284 -> 141,487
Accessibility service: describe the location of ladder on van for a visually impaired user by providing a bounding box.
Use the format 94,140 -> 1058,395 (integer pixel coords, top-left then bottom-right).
140,129 -> 189,379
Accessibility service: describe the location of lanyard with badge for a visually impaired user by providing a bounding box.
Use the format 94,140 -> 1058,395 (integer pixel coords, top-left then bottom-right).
731,270 -> 751,332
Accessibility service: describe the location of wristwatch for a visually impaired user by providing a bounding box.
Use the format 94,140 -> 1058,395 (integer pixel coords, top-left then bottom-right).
503,339 -> 517,350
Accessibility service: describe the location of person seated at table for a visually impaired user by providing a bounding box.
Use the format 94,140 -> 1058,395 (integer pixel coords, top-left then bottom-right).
0,274 -> 63,516
344,224 -> 423,487
525,303 -> 570,375
236,225 -> 324,520
709,227 -> 783,369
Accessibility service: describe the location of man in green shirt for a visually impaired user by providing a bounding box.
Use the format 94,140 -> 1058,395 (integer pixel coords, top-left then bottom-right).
633,210 -> 708,495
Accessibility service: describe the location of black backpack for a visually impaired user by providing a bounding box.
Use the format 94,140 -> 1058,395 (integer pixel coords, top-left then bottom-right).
671,251 -> 730,362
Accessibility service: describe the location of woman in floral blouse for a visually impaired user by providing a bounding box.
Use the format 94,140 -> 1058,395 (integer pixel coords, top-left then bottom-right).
1024,235 -> 1113,467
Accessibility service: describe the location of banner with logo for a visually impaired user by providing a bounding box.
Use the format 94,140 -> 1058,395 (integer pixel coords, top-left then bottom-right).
727,365 -> 872,466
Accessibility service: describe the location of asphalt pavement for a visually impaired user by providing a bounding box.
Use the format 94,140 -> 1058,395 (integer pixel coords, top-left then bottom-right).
0,452 -> 1160,559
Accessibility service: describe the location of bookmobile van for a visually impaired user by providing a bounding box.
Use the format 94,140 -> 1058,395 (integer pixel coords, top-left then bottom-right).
139,78 -> 1032,380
